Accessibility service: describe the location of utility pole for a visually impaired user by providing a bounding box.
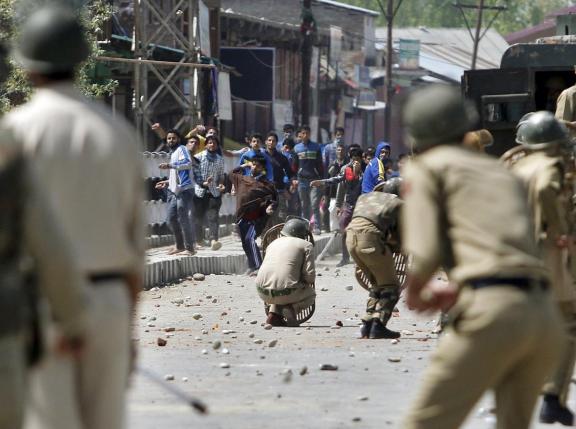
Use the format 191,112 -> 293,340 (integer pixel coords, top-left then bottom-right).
300,0 -> 315,126
453,2 -> 507,70
471,0 -> 485,70
376,0 -> 397,141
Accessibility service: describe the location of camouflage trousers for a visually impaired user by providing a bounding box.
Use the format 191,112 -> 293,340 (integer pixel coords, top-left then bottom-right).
346,228 -> 400,324
365,285 -> 400,324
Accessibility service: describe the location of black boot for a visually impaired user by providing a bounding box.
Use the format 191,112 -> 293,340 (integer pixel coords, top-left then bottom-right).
540,394 -> 574,426
369,319 -> 400,339
360,320 -> 372,338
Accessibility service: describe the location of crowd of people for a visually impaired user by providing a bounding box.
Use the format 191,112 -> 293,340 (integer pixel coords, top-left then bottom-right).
152,121 -> 408,275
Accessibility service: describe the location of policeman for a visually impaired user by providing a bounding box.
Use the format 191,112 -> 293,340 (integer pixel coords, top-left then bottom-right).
255,218 -> 316,326
511,111 -> 576,426
555,68 -> 576,135
346,178 -> 403,339
400,85 -> 562,429
0,44 -> 87,429
4,7 -> 144,429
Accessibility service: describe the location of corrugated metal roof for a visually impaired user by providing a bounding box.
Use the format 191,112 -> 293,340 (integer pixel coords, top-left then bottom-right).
505,6 -> 576,44
375,27 -> 508,67
374,27 -> 508,81
316,0 -> 379,17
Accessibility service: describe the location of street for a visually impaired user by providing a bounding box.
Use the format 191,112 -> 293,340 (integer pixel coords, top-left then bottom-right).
127,255 -> 551,429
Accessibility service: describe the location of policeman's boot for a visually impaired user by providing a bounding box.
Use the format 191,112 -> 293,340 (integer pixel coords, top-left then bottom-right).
539,394 -> 574,426
369,319 -> 400,339
360,320 -> 372,339
266,312 -> 287,327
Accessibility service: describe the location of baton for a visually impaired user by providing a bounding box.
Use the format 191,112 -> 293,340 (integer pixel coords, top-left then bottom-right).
138,367 -> 208,414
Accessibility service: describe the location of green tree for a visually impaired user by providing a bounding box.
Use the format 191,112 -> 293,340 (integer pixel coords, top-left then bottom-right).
0,0 -> 117,113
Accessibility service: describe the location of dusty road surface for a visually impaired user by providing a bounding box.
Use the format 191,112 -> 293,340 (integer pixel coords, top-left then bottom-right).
127,257 -> 559,429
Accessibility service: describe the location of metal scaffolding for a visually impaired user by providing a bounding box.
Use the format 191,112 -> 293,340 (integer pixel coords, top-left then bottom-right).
132,0 -> 203,139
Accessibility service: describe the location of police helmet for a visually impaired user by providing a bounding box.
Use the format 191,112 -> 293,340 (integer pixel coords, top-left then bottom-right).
15,6 -> 89,74
403,85 -> 479,152
374,177 -> 402,196
515,111 -> 570,150
281,218 -> 309,240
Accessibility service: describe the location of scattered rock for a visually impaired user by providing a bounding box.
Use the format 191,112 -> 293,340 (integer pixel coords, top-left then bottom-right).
172,298 -> 184,305
212,299 -> 218,303
157,337 -> 167,347
192,313 -> 203,320
239,317 -> 245,322
147,323 -> 156,328
164,327 -> 175,332
352,417 -> 362,423
324,267 -> 330,271
202,329 -> 208,335
219,362 -> 230,369
221,348 -> 230,355
221,312 -> 228,316
391,339 -> 399,345
282,369 -> 293,383
388,357 -> 402,363
264,324 -> 273,330
401,330 -> 414,336
249,320 -> 258,325
193,273 -> 205,281
164,374 -> 174,381
253,339 -> 263,345
319,364 -> 339,371
182,377 -> 189,382
212,340 -> 222,350
357,396 -> 369,401
320,287 -> 329,292
149,316 -> 157,321
268,340 -> 278,348
256,370 -> 263,376
349,352 -> 355,357
299,366 -> 308,376
345,286 -> 354,291
201,349 -> 208,355
248,332 -> 255,338
335,320 -> 343,327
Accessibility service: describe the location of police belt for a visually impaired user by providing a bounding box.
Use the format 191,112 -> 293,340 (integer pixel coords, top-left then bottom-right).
88,272 -> 126,284
468,277 -> 548,292
256,285 -> 297,298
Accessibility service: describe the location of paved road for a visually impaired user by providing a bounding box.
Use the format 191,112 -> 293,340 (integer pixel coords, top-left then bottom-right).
128,257 -> 561,429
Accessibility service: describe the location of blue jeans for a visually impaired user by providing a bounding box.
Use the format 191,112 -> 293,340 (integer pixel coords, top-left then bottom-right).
298,178 -> 322,229
166,189 -> 196,250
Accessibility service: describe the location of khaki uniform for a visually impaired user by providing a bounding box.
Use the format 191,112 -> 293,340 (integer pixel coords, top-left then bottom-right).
0,137 -> 87,429
346,192 -> 402,324
556,85 -> 576,123
512,152 -> 576,405
4,82 -> 144,429
401,145 -> 562,429
255,236 -> 316,314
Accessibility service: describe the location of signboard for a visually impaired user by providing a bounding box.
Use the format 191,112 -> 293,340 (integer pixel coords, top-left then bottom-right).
356,89 -> 376,107
199,0 -> 211,57
399,39 -> 420,69
364,17 -> 376,61
218,72 -> 233,121
309,116 -> 319,143
330,26 -> 342,64
220,48 -> 275,102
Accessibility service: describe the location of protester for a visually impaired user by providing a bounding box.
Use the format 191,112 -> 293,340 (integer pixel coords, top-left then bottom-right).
362,142 -> 390,193
194,135 -> 226,251
294,125 -> 323,233
265,132 -> 297,225
156,129 -> 201,256
229,155 -> 278,276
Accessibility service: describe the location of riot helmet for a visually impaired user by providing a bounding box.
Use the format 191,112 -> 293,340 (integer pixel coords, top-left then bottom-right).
374,177 -> 403,196
515,111 -> 570,150
403,85 -> 479,152
14,6 -> 89,74
280,217 -> 309,240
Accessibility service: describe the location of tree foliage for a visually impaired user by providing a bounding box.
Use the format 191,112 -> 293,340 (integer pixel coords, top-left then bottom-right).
0,0 -> 117,113
340,0 -> 574,35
